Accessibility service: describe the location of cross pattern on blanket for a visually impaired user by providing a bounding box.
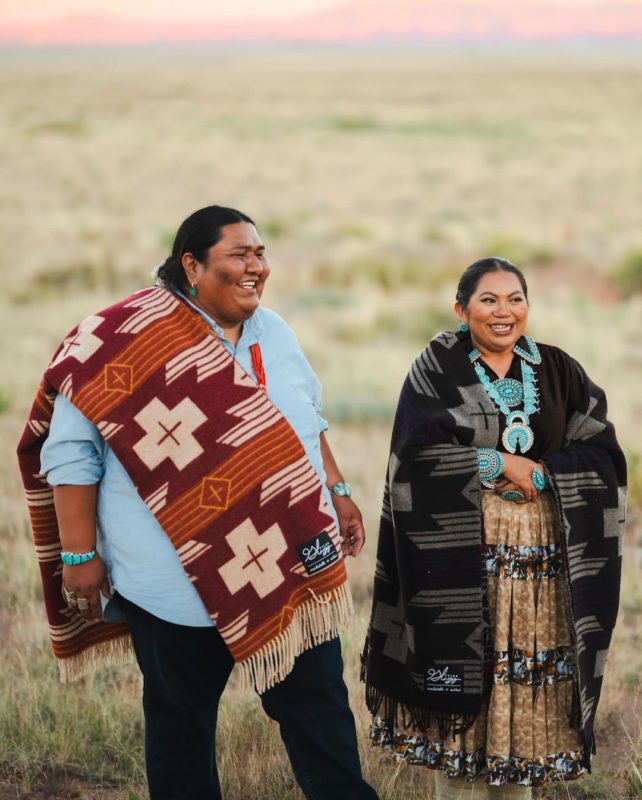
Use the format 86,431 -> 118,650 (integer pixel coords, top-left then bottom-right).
133,397 -> 207,471
372,595 -> 414,662
104,363 -> 133,393
18,287 -> 352,691
218,519 -> 287,599
51,315 -> 104,367
199,477 -> 231,510
448,384 -> 500,447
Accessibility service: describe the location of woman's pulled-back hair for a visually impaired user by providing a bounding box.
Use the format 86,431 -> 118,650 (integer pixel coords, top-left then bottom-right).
155,205 -> 254,292
456,257 -> 528,310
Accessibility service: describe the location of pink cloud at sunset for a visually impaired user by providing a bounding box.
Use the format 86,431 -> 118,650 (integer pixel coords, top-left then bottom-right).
2,0 -> 642,45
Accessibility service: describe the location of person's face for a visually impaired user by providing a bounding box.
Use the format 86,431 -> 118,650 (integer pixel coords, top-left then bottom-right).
455,270 -> 528,355
185,222 -> 269,328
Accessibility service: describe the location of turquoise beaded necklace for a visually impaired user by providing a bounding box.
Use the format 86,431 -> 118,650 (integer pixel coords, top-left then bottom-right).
468,336 -> 541,454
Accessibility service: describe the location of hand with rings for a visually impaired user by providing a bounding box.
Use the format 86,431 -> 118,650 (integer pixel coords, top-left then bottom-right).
61,552 -> 112,619
494,453 -> 542,503
62,585 -> 78,607
62,585 -> 91,613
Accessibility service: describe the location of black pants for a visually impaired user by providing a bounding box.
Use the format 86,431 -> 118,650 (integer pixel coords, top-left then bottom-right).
119,596 -> 378,800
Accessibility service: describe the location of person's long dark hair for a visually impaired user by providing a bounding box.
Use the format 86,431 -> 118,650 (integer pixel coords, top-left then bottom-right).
155,205 -> 254,292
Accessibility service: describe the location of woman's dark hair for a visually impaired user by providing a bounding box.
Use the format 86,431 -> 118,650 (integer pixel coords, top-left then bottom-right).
155,205 -> 254,291
456,257 -> 528,310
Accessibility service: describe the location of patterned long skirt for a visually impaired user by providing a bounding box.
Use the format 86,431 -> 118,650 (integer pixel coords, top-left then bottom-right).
371,492 -> 587,787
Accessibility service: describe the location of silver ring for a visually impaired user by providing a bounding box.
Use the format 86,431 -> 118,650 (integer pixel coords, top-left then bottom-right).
63,586 -> 78,605
76,598 -> 90,611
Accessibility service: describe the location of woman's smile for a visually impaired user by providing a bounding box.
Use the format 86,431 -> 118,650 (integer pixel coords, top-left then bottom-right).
487,321 -> 516,336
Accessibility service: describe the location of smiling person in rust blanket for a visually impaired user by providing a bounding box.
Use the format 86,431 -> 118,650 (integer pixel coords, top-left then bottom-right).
17,205 -> 379,800
362,259 -> 626,799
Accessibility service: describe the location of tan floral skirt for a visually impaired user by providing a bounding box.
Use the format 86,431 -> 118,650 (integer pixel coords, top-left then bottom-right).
371,492 -> 587,787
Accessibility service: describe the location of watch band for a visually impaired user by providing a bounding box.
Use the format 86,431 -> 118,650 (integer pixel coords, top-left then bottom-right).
328,481 -> 352,498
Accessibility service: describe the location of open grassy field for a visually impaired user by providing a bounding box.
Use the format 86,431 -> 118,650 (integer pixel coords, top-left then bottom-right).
1,46 -> 641,798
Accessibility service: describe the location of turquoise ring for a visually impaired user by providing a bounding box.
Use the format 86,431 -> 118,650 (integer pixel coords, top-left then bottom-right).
500,490 -> 525,502
531,467 -> 547,492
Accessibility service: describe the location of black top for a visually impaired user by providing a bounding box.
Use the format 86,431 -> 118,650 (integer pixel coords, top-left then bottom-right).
461,336 -> 585,461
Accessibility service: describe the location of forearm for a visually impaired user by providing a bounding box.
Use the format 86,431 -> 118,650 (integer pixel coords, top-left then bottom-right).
319,431 -> 344,487
53,484 -> 98,552
319,432 -> 365,556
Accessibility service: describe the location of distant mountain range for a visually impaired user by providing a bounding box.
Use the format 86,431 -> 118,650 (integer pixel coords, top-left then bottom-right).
3,1 -> 642,46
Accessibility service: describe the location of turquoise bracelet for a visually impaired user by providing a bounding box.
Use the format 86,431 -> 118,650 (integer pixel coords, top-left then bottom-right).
477,448 -> 504,482
60,549 -> 96,566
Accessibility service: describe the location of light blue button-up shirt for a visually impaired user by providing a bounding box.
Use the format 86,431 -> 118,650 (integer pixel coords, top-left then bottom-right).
40,301 -> 334,626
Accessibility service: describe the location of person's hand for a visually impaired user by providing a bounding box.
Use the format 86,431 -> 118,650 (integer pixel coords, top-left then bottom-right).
61,554 -> 111,620
494,454 -> 543,503
331,495 -> 366,557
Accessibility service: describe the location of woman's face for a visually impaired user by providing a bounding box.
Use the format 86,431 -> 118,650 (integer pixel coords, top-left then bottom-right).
455,270 -> 528,355
185,222 -> 270,329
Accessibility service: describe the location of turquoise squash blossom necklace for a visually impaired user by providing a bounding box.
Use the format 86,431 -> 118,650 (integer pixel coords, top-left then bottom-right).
468,336 -> 542,454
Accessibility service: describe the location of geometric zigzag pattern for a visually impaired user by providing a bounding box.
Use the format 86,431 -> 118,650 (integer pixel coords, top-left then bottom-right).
364,330 -> 626,765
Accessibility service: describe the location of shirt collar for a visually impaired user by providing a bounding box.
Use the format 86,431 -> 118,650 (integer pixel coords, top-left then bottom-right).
175,289 -> 264,345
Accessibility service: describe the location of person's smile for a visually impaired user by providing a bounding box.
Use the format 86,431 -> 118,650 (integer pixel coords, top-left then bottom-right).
238,278 -> 259,292
486,320 -> 518,340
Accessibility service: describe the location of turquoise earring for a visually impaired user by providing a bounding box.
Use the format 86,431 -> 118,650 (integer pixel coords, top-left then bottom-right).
189,284 -> 197,297
458,322 -> 469,333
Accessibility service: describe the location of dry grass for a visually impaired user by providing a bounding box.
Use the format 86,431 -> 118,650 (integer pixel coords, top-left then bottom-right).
1,45 -> 641,798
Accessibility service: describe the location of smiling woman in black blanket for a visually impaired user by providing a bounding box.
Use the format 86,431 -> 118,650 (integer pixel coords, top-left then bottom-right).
362,258 -> 626,799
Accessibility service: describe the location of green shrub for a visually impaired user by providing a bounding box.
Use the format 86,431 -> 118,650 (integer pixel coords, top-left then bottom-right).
613,248 -> 642,295
324,397 -> 395,424
626,450 -> 642,510
330,116 -> 380,132
32,262 -> 100,293
26,116 -> 89,137
482,234 -> 529,267
337,220 -> 374,239
262,216 -> 288,240
158,228 -> 175,251
294,290 -> 351,309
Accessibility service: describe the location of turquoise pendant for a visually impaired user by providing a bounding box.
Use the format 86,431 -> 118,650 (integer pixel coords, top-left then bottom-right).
493,378 -> 523,408
502,422 -> 534,454
468,340 -> 540,457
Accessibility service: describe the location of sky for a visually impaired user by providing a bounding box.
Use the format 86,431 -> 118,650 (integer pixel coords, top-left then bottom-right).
3,0 -> 641,24
2,0 -> 332,23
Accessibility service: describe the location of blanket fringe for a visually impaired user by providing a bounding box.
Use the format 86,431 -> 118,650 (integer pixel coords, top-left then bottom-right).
365,683 -> 477,739
236,583 -> 353,695
58,632 -> 134,684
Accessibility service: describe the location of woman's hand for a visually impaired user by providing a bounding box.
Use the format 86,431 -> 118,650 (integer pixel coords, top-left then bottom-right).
332,495 -> 366,557
494,453 -> 543,503
62,553 -> 111,620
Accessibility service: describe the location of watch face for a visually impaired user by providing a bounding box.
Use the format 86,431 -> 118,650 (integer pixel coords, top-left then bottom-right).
331,482 -> 351,497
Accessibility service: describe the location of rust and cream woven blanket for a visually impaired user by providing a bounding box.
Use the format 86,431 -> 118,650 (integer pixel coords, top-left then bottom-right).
17,287 -> 351,691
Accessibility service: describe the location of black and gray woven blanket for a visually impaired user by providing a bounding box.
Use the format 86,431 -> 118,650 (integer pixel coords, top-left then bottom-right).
362,330 -> 626,760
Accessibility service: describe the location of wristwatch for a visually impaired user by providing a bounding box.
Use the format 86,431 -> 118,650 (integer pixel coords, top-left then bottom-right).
328,481 -> 352,498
